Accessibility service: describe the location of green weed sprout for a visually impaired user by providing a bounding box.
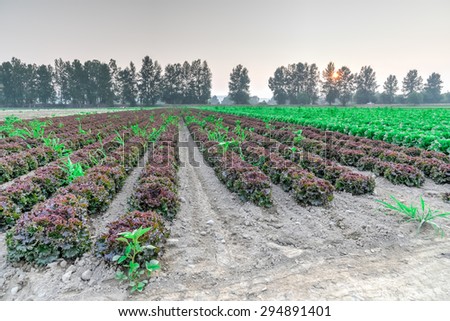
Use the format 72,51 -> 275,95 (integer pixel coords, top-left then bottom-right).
61,157 -> 85,183
113,227 -> 161,293
377,196 -> 450,236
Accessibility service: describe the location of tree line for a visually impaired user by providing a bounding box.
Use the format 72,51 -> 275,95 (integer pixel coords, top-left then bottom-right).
0,57 -> 448,106
266,62 -> 445,105
0,57 -> 211,107
218,62 -> 447,105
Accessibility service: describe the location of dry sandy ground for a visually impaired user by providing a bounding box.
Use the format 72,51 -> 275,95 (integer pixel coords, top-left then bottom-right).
0,108 -> 121,121
0,123 -> 449,301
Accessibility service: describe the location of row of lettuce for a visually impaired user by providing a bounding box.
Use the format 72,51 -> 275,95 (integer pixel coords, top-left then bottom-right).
186,110 -> 377,208
194,109 -> 449,188
3,111 -> 179,269
0,111 -> 138,155
199,107 -> 450,154
0,111 -> 154,227
0,111 -> 153,183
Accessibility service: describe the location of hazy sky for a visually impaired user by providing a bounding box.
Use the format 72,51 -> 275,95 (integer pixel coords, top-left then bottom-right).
1,0 -> 449,98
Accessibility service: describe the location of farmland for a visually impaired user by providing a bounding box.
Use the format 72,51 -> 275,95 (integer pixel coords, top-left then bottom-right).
0,106 -> 449,300
200,106 -> 450,153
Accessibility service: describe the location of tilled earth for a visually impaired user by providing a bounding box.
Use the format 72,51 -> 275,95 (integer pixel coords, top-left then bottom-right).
0,124 -> 449,300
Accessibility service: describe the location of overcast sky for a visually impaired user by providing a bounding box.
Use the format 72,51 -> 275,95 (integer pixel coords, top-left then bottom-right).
1,0 -> 449,98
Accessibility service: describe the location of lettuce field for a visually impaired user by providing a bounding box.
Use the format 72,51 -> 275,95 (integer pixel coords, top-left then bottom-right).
0,106 -> 449,300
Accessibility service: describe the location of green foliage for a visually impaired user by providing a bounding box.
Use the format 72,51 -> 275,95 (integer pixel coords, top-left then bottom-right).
198,106 -> 450,154
269,63 -> 320,105
114,131 -> 126,146
0,115 -> 29,139
228,64 -> 250,104
113,227 -> 161,293
130,123 -> 148,138
293,129 -> 303,144
233,124 -> 247,142
207,130 -> 227,143
43,136 -> 71,158
377,196 -> 450,236
78,123 -> 87,135
27,120 -> 47,139
60,157 -> 85,184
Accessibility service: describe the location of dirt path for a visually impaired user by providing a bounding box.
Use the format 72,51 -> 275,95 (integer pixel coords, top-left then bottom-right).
0,123 -> 449,300
141,124 -> 450,300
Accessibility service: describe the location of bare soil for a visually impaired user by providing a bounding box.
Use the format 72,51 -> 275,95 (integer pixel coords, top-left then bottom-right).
0,124 -> 449,301
0,108 -> 115,121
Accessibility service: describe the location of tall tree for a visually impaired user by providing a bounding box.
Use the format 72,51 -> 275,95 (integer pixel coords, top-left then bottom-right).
54,58 -> 71,104
287,62 -> 308,104
0,58 -> 27,106
269,62 -> 319,105
402,69 -> 423,98
24,64 -> 38,106
138,56 -> 162,106
228,64 -> 250,104
68,59 -> 87,106
181,61 -> 193,104
36,64 -> 55,104
268,66 -> 289,104
162,63 -> 183,104
84,60 -> 102,105
336,66 -> 355,106
97,62 -> 114,105
321,62 -> 339,105
305,63 -> 320,104
118,62 -> 138,106
109,59 -> 120,104
423,72 -> 443,103
381,75 -> 398,104
354,66 -> 377,104
198,60 -> 212,104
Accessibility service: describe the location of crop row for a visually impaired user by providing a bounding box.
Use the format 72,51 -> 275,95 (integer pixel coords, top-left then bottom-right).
190,110 -> 375,198
188,115 -> 336,206
203,111 -> 449,187
0,111 -> 132,155
0,111 -> 156,228
188,122 -> 273,207
207,117 -> 334,206
278,125 -> 448,185
213,114 -> 376,195
6,112 -> 171,265
200,107 -> 450,154
95,120 -> 180,264
0,111 -> 152,183
299,128 -> 449,185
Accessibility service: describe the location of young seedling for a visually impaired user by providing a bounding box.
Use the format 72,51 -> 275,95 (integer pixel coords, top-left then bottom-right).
293,129 -> 303,144
114,131 -> 126,146
113,227 -> 161,293
61,157 -> 85,183
377,196 -> 450,236
148,127 -> 161,143
264,120 -> 275,131
27,120 -> 47,139
218,141 -> 232,156
0,115 -> 29,139
43,136 -> 72,158
233,124 -> 247,142
131,123 -> 149,138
